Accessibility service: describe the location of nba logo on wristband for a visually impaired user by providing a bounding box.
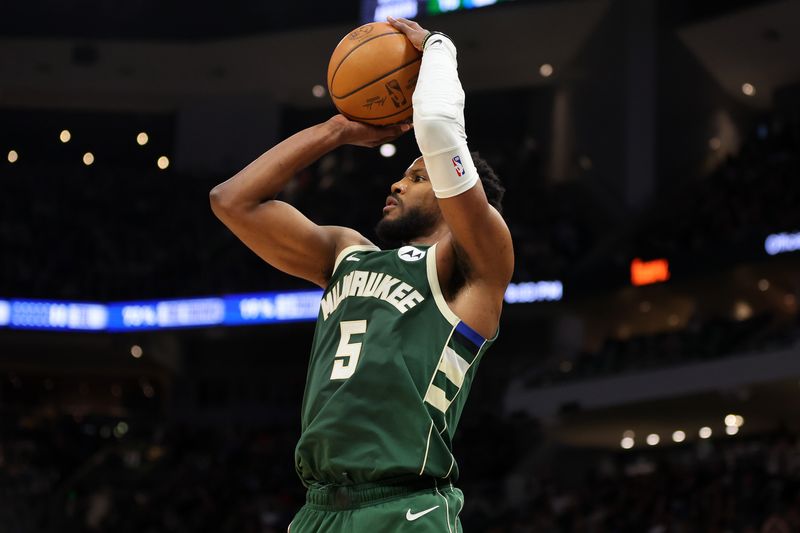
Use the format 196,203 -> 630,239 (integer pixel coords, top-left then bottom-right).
452,155 -> 464,177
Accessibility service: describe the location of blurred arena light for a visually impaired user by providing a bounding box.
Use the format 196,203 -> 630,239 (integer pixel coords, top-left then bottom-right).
0,300 -> 10,325
312,84 -> 326,98
60,129 -> 71,143
368,0 -> 419,22
733,301 -> 753,321
630,258 -> 670,286
620,437 -> 634,449
646,434 -> 660,446
7,150 -> 18,163
114,421 -> 129,438
364,0 -> 509,22
758,279 -> 770,291
430,0 -> 499,14
623,430 -> 635,439
539,63 -> 553,77
725,425 -> 739,435
765,231 -> 800,255
0,281 -> 563,333
504,281 -> 563,303
157,156 -> 170,169
83,152 -> 94,166
136,132 -> 149,146
725,414 -> 745,428
741,83 -> 756,96
8,300 -> 107,330
672,430 -> 686,443
379,143 -> 396,158
141,381 -> 155,398
699,426 -> 712,439
130,345 -> 143,358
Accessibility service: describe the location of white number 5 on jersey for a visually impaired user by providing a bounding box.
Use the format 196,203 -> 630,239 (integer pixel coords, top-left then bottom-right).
330,320 -> 367,380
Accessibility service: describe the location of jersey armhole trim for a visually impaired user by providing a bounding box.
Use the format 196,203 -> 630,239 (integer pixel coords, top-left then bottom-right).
332,244 -> 380,275
426,243 -> 460,327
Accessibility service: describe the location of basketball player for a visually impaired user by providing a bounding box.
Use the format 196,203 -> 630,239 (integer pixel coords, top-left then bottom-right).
210,17 -> 513,532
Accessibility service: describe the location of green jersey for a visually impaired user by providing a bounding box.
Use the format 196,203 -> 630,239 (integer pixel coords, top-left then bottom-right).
295,243 -> 496,487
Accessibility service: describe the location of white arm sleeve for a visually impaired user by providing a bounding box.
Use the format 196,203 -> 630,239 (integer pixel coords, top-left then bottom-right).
412,33 -> 479,199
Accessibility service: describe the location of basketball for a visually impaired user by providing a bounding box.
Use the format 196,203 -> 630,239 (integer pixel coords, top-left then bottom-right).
327,22 -> 422,126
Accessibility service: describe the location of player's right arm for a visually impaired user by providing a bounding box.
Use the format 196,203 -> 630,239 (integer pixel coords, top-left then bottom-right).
210,115 -> 410,288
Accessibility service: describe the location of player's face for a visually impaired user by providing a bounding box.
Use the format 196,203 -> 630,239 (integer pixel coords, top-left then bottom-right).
382,157 -> 438,217
375,157 -> 442,243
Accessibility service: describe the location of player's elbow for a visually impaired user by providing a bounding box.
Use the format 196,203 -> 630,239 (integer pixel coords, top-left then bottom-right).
209,183 -> 236,219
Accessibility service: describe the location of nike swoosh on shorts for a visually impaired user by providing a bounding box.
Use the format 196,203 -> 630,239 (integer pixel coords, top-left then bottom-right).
406,505 -> 440,521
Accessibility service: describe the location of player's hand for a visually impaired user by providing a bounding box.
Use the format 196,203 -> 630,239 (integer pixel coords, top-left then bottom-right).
387,17 -> 429,52
328,114 -> 412,148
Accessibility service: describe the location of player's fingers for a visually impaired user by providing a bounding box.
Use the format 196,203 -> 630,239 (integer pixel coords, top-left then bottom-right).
376,125 -> 411,145
388,16 -> 423,34
384,124 -> 412,140
386,16 -> 410,32
402,18 -> 426,33
394,17 -> 419,27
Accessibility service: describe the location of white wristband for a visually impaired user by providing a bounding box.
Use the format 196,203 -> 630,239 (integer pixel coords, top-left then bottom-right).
412,34 -> 478,198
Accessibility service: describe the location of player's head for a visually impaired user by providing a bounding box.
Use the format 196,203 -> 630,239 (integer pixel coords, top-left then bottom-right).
375,152 -> 504,244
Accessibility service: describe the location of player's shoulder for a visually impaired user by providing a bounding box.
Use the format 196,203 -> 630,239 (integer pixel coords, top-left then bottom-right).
326,226 -> 375,253
325,226 -> 379,273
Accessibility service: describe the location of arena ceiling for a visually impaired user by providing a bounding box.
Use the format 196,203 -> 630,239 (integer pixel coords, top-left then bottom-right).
0,0 -> 792,112
679,0 -> 800,108
0,0 -> 611,111
0,0 -> 769,41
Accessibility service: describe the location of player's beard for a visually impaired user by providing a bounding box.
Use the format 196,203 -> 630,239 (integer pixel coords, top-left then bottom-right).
375,205 -> 440,246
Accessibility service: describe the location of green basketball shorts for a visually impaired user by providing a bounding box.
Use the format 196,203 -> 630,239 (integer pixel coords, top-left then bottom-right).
289,477 -> 464,533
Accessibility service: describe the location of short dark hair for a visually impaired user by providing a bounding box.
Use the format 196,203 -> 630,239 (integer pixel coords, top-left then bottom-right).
471,151 -> 505,214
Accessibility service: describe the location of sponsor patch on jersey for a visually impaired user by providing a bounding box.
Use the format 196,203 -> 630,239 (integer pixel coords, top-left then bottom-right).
452,155 -> 464,177
398,246 -> 426,262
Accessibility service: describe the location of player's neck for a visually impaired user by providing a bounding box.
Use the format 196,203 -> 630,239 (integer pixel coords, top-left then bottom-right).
405,224 -> 449,247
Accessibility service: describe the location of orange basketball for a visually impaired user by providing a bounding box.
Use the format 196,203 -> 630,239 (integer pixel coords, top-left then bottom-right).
327,22 -> 422,126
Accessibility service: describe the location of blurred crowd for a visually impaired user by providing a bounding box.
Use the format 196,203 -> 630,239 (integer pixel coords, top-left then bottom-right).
634,125 -> 800,261
476,425 -> 800,533
530,309 -> 800,387
0,146 -> 596,301
0,407 -> 531,533
0,162 -> 306,302
2,117 -> 798,302
0,413 -> 302,533
3,407 -> 800,533
3,98 -> 800,533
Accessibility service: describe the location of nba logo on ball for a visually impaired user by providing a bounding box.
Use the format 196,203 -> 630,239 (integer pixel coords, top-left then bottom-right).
452,155 -> 464,177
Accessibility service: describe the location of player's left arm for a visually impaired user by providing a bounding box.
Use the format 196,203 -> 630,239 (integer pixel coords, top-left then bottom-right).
389,17 -> 514,293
